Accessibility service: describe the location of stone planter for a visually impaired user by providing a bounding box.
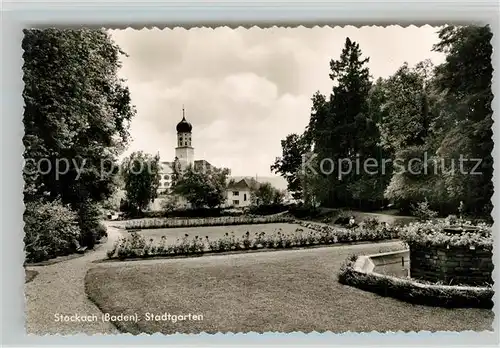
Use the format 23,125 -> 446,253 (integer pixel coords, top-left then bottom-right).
409,243 -> 493,286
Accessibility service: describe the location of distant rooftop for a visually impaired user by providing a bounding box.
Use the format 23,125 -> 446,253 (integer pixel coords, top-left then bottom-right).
227,177 -> 260,190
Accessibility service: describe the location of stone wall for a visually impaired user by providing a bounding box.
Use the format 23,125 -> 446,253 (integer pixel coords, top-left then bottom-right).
409,244 -> 493,286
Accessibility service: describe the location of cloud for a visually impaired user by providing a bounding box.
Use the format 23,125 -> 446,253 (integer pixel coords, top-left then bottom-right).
109,26 -> 445,176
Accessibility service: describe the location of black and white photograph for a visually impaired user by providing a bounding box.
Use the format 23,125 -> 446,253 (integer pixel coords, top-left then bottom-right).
22,25 -> 494,335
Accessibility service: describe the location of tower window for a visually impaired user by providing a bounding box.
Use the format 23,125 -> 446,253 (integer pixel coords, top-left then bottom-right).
164,175 -> 169,180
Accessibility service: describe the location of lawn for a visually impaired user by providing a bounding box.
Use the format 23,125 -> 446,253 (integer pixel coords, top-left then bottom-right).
349,210 -> 417,225
85,242 -> 493,334
128,223 -> 316,244
312,209 -> 417,227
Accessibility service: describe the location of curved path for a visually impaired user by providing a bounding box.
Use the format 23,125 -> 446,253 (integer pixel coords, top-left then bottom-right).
24,223 -> 125,335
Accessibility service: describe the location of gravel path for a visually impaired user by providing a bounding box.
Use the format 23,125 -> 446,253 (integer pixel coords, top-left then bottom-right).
24,223 -> 125,335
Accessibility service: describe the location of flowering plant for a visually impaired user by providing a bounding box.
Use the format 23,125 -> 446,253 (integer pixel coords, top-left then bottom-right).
399,221 -> 492,250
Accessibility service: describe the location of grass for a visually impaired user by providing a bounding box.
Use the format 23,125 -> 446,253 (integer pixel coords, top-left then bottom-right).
85,242 -> 493,334
130,223 -> 316,244
346,210 -> 417,225
310,209 -> 417,227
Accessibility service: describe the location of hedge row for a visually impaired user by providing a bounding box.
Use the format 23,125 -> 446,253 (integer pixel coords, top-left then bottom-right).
136,208 -> 246,219
124,214 -> 294,230
338,255 -> 494,309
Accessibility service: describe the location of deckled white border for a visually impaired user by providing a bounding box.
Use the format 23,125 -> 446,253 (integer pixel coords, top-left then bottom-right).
1,0 -> 498,346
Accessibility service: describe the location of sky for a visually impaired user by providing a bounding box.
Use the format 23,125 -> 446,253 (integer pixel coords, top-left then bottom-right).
109,25 -> 445,177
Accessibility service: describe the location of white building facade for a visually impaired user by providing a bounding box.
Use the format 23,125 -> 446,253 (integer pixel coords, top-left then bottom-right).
226,178 -> 259,208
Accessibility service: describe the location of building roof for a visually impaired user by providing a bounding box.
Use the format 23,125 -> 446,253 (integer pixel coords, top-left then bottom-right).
227,177 -> 260,190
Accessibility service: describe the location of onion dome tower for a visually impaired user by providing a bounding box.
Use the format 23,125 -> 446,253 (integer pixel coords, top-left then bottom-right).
175,106 -> 194,169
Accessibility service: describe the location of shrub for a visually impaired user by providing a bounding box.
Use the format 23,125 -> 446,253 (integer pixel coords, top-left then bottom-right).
445,214 -> 459,225
361,217 -> 380,230
24,200 -> 81,262
164,207 -> 226,218
334,213 -> 351,226
242,231 -> 252,249
96,223 -> 108,240
101,195 -> 120,212
248,204 -> 288,216
410,200 -> 438,221
288,204 -> 321,219
142,211 -> 166,218
160,195 -> 181,214
119,198 -> 141,217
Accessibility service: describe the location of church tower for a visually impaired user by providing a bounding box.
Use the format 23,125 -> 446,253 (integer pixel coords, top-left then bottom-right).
175,107 -> 194,169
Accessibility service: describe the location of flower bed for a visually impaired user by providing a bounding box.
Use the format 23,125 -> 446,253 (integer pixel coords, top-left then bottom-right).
107,220 -> 400,260
338,254 -> 494,309
124,214 -> 294,230
398,220 -> 492,250
298,221 -> 400,242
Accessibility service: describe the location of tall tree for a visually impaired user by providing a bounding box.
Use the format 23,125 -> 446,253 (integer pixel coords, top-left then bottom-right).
432,25 -> 493,215
121,151 -> 161,214
314,37 -> 377,208
380,61 -> 438,211
378,61 -> 434,153
22,28 -> 135,246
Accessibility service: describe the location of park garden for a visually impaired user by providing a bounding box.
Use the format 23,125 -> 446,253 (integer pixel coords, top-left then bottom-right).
23,25 -> 494,334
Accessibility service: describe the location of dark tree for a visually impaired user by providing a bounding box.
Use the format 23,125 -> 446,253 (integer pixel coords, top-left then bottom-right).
22,28 -> 135,246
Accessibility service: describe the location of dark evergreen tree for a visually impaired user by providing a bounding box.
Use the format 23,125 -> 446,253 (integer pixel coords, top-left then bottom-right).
314,37 -> 379,208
